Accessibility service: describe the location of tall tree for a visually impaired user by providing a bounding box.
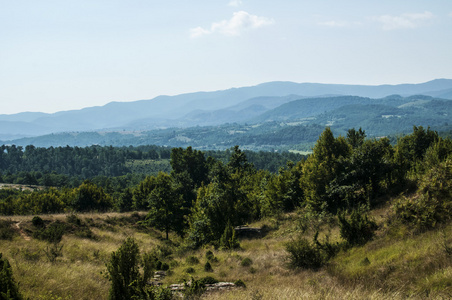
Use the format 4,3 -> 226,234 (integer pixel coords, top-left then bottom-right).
146,172 -> 184,239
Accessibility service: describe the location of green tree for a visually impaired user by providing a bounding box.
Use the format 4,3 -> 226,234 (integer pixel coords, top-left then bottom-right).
71,181 -> 113,212
145,172 -> 185,239
301,127 -> 350,212
346,127 -> 366,149
170,146 -> 208,188
263,161 -> 304,216
0,253 -> 23,300
394,126 -> 439,182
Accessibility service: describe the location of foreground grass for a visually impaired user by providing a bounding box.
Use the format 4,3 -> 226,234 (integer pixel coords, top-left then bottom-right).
1,204 -> 452,299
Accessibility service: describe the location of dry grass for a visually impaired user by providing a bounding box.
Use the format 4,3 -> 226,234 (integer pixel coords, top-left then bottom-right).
1,207 -> 452,299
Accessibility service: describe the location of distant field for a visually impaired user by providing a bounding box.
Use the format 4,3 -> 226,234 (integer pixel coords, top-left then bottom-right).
288,149 -> 312,155
125,159 -> 172,175
0,183 -> 44,191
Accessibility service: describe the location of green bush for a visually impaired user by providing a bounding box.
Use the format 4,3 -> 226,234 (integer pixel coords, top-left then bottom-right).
234,279 -> 246,288
199,276 -> 218,285
185,267 -> 196,274
240,257 -> 253,267
219,223 -> 240,250
33,222 -> 66,244
338,208 -> 377,246
285,236 -> 326,270
394,160 -> 452,231
183,277 -> 206,299
186,255 -> 200,265
106,237 -> 156,300
32,216 -> 45,227
66,214 -> 82,226
0,253 -> 23,299
205,250 -> 217,262
204,262 -> 213,272
0,220 -> 15,241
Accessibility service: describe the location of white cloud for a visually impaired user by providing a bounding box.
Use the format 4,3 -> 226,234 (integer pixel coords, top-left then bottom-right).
189,27 -> 211,38
374,11 -> 434,30
228,0 -> 242,7
190,11 -> 274,38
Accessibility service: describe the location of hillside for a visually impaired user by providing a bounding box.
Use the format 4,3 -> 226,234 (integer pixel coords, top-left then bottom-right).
1,79 -> 452,141
5,94 -> 452,150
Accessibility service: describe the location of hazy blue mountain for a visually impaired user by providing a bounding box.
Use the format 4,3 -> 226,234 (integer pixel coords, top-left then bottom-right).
0,112 -> 48,122
1,79 -> 452,141
4,94 -> 452,150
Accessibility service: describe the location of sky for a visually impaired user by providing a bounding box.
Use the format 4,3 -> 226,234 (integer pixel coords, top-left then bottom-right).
1,0 -> 452,115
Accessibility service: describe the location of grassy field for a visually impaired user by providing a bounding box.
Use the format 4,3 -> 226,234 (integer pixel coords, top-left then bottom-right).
1,199 -> 452,299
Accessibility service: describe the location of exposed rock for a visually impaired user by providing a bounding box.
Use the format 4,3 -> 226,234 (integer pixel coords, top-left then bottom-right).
234,225 -> 262,238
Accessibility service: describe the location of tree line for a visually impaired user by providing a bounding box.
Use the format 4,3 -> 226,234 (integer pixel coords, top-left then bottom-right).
1,126 -> 450,249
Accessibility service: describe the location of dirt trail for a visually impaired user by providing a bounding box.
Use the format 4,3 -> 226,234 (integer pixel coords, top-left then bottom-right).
14,222 -> 31,241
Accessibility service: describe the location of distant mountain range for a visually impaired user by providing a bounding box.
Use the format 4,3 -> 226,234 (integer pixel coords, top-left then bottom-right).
1,79 -> 452,149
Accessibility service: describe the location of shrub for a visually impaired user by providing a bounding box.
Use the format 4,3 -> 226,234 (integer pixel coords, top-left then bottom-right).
106,237 -> 155,300
219,223 -> 240,250
0,220 -> 15,240
183,277 -> 206,299
338,208 -> 377,246
234,279 -> 246,288
204,262 -> 213,272
394,160 -> 452,231
240,257 -> 253,267
0,253 -> 23,299
33,222 -> 66,244
285,236 -> 326,270
205,250 -> 217,262
32,216 -> 45,227
186,255 -> 200,265
185,267 -> 196,274
199,276 -> 218,285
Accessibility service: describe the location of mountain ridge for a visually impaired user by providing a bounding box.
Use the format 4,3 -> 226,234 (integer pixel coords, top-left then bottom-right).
1,79 -> 452,141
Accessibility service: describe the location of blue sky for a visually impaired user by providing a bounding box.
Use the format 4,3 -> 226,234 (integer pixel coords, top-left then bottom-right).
1,0 -> 452,114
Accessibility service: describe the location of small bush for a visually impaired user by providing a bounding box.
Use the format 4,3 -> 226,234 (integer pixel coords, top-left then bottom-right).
32,216 -> 45,227
394,159 -> 452,231
285,237 -> 326,270
205,250 -> 214,261
0,220 -> 15,240
33,222 -> 66,244
186,255 -> 200,265
66,214 -> 82,226
338,208 -> 377,246
234,279 -> 246,288
0,253 -> 23,299
204,262 -> 213,272
219,223 -> 240,250
185,267 -> 196,274
199,276 -> 218,285
240,257 -> 253,267
183,277 -> 206,299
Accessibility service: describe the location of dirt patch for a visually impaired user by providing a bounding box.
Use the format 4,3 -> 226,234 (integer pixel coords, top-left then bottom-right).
14,221 -> 31,241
